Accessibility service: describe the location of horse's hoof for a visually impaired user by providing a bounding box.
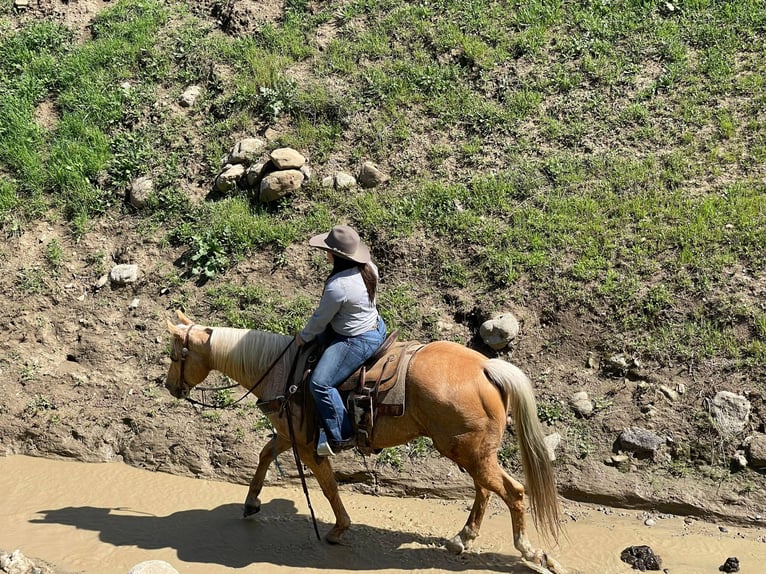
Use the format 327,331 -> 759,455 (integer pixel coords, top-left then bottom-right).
445,536 -> 465,555
325,530 -> 343,545
243,502 -> 261,517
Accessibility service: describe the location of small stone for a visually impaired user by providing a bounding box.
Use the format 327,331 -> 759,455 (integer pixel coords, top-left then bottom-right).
245,161 -> 267,187
179,85 -> 201,108
644,518 -> 656,526
334,171 -> 357,189
128,560 -> 180,574
543,432 -> 561,462
110,264 -> 139,285
358,161 -> 389,188
719,556 -> 739,573
130,176 -> 154,209
659,385 -> 679,401
321,175 -> 335,188
128,298 -> 140,310
570,391 -> 594,418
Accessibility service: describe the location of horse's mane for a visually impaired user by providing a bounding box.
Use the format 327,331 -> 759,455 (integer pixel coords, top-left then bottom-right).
209,327 -> 293,384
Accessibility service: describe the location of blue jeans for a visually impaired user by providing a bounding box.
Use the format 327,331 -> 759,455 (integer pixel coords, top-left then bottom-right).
310,318 -> 386,444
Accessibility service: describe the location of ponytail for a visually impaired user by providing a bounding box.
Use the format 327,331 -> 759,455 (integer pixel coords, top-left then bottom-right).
360,262 -> 377,305
329,257 -> 377,305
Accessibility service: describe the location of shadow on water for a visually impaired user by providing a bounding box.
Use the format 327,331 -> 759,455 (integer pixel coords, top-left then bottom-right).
31,499 -> 527,572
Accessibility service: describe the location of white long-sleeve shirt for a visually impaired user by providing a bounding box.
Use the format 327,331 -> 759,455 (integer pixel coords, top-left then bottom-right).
300,264 -> 379,342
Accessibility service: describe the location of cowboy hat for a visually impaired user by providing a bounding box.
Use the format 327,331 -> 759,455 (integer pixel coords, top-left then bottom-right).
308,225 -> 371,264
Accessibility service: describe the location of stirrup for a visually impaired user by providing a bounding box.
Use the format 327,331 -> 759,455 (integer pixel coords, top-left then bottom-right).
317,440 -> 335,457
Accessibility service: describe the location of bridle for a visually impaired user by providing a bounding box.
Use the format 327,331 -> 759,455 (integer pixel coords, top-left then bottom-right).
169,323 -> 196,397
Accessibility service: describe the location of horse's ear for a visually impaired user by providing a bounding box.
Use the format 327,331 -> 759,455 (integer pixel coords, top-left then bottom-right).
176,310 -> 194,325
167,319 -> 182,336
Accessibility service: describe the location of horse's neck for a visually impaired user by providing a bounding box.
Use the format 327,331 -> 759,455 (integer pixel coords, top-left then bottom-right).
208,328 -> 295,397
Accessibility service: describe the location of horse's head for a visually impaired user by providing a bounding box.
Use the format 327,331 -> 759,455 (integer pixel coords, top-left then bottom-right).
165,310 -> 214,399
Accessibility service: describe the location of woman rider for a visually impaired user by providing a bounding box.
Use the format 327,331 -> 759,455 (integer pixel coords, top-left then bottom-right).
295,225 -> 386,457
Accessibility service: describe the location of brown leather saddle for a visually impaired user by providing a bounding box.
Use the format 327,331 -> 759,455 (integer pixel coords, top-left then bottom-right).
257,330 -> 423,450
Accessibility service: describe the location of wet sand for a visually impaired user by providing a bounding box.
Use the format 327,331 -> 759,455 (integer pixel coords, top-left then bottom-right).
1,455 -> 763,573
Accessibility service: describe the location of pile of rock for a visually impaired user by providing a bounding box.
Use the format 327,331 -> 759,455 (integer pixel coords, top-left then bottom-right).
214,137 -> 389,201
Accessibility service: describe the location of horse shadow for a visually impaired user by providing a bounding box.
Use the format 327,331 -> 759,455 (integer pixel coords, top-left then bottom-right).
30,499 -> 531,572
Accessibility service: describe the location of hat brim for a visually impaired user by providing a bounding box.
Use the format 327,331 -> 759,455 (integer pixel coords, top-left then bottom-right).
308,231 -> 371,264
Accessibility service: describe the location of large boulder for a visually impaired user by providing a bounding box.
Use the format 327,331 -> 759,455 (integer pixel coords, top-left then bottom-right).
479,313 -> 520,350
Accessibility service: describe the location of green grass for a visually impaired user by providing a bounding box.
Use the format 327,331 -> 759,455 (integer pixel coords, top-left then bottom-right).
1,0 -> 765,375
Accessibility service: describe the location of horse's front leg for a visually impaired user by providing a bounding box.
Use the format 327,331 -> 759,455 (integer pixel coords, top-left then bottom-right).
446,481 -> 489,554
244,433 -> 291,517
301,449 -> 351,544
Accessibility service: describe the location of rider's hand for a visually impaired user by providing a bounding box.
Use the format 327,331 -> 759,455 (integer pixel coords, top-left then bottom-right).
295,332 -> 305,347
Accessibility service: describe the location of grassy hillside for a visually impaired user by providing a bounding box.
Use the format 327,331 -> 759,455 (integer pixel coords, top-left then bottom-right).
1,0 -> 765,492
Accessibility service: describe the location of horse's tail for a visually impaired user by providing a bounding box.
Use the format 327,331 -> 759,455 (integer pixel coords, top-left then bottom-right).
483,358 -> 561,542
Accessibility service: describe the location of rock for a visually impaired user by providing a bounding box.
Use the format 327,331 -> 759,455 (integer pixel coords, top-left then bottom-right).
479,313 -> 520,350
731,450 -> 748,470
747,433 -> 766,468
618,427 -> 663,456
544,432 -> 561,462
128,560 -> 180,574
659,384 -> 679,401
259,169 -> 304,202
94,274 -> 109,290
245,161 -> 267,187
358,161 -> 389,188
269,147 -> 306,170
719,556 -> 740,573
299,163 -> 312,183
109,264 -> 139,285
215,163 -> 246,193
708,391 -> 751,435
130,176 -> 154,209
321,175 -> 335,188
620,545 -> 662,570
334,171 -> 357,189
610,454 -> 630,465
570,391 -> 594,418
228,137 -> 265,164
178,85 -> 201,108
0,549 -> 35,574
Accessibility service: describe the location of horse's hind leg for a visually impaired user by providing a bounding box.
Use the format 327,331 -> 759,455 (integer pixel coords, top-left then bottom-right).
244,433 -> 291,517
472,461 -> 553,568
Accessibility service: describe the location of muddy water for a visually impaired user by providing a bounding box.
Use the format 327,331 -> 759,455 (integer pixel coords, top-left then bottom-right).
1,456 -> 763,574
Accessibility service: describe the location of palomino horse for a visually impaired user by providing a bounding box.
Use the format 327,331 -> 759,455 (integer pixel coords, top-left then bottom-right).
165,310 -> 569,574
